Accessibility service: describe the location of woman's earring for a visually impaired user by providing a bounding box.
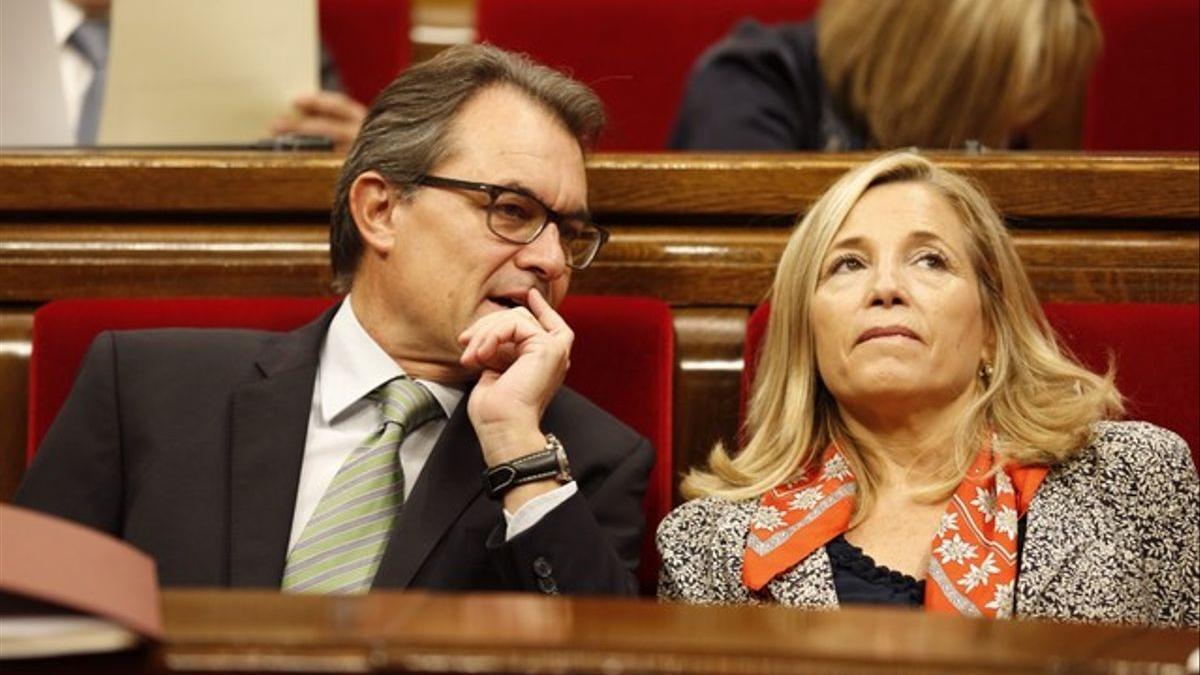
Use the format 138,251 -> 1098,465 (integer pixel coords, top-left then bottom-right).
979,361 -> 995,384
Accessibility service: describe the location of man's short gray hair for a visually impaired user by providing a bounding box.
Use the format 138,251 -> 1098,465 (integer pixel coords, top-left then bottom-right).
329,43 -> 606,292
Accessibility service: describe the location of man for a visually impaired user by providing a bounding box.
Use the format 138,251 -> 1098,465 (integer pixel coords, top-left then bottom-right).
16,44 -> 654,596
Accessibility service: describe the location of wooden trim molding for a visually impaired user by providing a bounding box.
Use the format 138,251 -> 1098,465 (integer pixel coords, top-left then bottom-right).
1,151 -> 1196,217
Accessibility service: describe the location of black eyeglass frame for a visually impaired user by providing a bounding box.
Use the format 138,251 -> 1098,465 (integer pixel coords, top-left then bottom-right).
413,174 -> 610,270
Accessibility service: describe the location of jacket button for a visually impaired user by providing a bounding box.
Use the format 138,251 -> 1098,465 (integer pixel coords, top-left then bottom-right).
532,557 -> 553,578
537,576 -> 559,595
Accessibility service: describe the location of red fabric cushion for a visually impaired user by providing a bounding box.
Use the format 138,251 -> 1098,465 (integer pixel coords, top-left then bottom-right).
28,295 -> 673,593
477,0 -> 818,150
319,0 -> 411,105
742,302 -> 1199,466
28,297 -> 340,460
1083,0 -> 1200,150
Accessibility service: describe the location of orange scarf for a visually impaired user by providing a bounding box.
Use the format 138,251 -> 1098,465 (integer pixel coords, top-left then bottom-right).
743,443 -> 1048,618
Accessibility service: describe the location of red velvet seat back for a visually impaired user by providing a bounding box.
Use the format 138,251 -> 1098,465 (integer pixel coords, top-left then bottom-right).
319,0 -> 411,105
741,303 -> 1199,466
476,0 -> 818,150
1084,0 -> 1200,150
28,295 -> 673,593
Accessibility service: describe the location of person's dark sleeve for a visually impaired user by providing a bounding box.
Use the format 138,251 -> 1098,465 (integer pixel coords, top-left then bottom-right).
15,333 -> 124,535
670,20 -> 822,151
485,436 -> 655,596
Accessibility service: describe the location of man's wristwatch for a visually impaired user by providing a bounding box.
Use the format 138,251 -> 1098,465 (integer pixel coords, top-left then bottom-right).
483,433 -> 572,500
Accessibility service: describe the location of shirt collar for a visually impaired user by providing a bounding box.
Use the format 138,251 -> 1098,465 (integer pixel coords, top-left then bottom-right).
318,297 -> 463,423
49,0 -> 85,47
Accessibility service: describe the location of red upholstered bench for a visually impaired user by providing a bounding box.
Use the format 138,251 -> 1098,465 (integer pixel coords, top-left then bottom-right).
1084,0 -> 1200,151
741,303 -> 1200,467
477,0 -> 818,150
28,295 -> 674,594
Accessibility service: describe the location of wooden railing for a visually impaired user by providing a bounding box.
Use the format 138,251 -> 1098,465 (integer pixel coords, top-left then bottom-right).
1,151 -> 1197,500
29,589 -> 1185,674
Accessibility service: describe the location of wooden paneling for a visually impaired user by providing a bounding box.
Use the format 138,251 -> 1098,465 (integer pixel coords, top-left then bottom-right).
672,308 -> 748,502
20,589 -> 1197,674
2,224 -> 1195,304
586,153 -> 1200,217
0,311 -> 32,501
1,151 -> 1196,501
3,152 -> 1198,216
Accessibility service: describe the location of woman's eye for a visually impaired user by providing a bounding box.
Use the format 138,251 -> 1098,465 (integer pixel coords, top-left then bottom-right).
828,255 -> 865,275
915,251 -> 948,270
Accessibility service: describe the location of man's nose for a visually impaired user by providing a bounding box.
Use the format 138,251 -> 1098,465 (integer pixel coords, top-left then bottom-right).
515,222 -> 569,281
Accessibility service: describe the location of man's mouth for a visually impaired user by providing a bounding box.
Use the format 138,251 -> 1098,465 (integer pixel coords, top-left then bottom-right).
487,295 -> 527,310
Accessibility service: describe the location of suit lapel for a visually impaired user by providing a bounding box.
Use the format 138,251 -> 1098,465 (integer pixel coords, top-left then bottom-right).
373,393 -> 487,588
227,305 -> 338,587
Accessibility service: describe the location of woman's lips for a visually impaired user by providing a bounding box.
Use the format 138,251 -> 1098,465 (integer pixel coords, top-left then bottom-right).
856,325 -> 920,345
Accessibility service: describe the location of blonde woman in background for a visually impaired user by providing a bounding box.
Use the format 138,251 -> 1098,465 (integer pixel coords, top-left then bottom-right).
670,0 -> 1101,151
657,152 -> 1198,627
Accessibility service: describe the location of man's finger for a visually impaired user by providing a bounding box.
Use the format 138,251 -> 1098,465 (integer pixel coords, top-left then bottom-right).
526,288 -> 568,333
459,305 -> 543,345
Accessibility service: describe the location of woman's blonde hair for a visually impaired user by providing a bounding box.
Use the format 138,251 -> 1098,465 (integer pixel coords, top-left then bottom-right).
816,0 -> 1102,149
681,152 -> 1123,517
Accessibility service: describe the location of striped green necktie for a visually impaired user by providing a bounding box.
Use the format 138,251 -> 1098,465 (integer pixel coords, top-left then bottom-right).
282,377 -> 442,594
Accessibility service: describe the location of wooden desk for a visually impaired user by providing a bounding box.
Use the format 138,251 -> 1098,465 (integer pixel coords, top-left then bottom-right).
1,151 -> 1197,501
11,590 -> 1199,674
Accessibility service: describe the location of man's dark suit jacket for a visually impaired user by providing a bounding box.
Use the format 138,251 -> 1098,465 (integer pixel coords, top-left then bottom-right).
16,305 -> 654,596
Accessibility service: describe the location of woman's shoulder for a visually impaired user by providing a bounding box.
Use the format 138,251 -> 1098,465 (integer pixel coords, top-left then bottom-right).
659,495 -> 758,533
1040,420 -> 1198,508
657,495 -> 759,556
656,495 -> 761,603
1057,420 -> 1194,478
1022,422 -> 1199,628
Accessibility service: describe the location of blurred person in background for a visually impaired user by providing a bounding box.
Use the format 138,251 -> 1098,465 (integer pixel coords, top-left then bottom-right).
671,0 -> 1101,151
5,0 -> 365,151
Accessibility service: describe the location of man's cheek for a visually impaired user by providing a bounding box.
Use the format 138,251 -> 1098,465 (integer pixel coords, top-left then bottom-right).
549,278 -> 571,307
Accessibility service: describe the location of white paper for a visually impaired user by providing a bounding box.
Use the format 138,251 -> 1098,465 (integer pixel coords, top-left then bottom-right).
98,0 -> 318,145
0,0 -> 73,146
0,616 -> 139,660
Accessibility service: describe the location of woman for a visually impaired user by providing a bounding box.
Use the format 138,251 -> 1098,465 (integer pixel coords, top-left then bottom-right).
670,0 -> 1101,151
657,152 -> 1198,627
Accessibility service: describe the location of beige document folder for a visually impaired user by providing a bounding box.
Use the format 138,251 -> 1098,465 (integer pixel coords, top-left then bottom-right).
98,0 -> 318,145
0,505 -> 162,659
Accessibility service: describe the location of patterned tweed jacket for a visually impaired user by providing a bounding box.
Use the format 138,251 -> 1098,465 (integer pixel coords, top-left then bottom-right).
657,422 -> 1199,628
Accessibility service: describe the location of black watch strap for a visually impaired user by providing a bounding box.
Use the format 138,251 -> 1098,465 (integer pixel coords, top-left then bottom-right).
483,434 -> 571,500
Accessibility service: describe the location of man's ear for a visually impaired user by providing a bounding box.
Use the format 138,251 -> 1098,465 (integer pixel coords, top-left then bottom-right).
349,171 -> 399,255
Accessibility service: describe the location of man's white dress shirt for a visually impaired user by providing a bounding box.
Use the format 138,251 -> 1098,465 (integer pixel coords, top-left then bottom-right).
287,299 -> 576,552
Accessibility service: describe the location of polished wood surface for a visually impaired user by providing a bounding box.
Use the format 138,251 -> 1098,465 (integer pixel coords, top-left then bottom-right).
1,151 -> 1197,502
10,590 -> 1198,674
3,151 -> 1196,215
2,152 -> 1195,307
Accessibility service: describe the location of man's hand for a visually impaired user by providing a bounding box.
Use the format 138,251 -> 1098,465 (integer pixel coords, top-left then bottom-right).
459,289 -> 572,469
270,91 -> 367,153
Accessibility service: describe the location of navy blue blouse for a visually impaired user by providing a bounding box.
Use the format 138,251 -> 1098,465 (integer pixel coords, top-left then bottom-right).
829,518 -> 1028,607
827,534 -> 925,606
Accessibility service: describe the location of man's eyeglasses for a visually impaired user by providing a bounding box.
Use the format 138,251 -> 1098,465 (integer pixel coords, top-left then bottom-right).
414,175 -> 609,270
